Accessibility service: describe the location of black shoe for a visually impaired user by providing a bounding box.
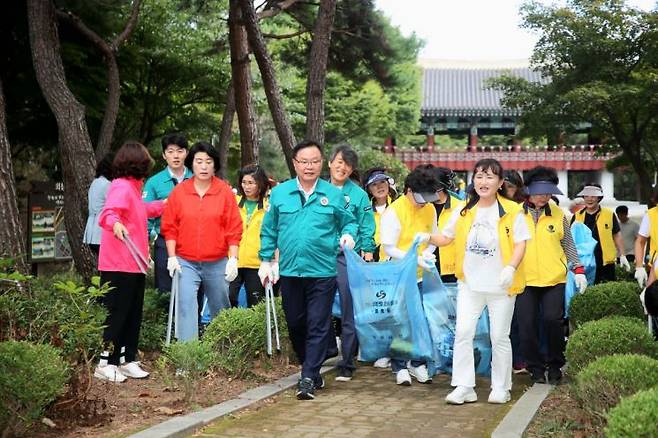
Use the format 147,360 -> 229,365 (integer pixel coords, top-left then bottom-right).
547,368 -> 562,385
296,377 -> 315,400
530,369 -> 547,384
315,376 -> 325,390
335,368 -> 354,382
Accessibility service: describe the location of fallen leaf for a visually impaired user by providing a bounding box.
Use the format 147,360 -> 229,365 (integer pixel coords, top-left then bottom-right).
154,406 -> 183,416
41,417 -> 56,428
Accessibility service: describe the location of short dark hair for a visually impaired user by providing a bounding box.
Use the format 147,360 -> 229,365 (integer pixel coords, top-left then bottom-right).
330,144 -> 360,182
112,142 -> 153,179
404,165 -> 441,194
432,166 -> 456,191
237,164 -> 270,201
161,133 -> 188,153
524,166 -> 558,186
293,140 -> 322,158
503,170 -> 524,188
184,142 -> 220,173
615,205 -> 629,216
96,152 -> 114,179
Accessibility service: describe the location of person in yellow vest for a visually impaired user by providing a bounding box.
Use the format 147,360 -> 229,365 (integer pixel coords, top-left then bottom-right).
570,183 -> 630,284
420,158 -> 531,405
431,167 -> 464,283
362,167 -> 398,263
633,189 -> 658,288
517,166 -> 588,385
229,164 -> 273,307
380,165 -> 439,385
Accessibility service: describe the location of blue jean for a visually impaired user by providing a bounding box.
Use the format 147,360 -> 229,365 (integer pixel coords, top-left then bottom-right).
177,257 -> 230,341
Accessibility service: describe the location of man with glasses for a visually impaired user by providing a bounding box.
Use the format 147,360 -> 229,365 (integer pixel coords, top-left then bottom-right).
258,140 -> 357,400
143,133 -> 193,294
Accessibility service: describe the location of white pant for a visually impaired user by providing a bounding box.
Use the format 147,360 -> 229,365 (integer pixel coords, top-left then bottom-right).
451,282 -> 516,391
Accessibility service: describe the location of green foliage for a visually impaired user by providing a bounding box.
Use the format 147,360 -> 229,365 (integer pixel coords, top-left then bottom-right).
569,281 -> 644,327
614,264 -> 635,283
565,316 -> 658,374
160,340 -> 215,403
202,297 -> 292,378
573,354 -> 658,422
139,288 -> 168,352
358,148 -> 410,188
605,386 -> 658,437
0,340 -> 69,435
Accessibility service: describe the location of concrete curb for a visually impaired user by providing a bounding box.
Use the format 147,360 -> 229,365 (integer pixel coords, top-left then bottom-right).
491,382 -> 554,438
128,361 -> 337,438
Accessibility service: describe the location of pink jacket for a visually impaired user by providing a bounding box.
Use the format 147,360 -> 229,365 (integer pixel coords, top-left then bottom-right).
98,177 -> 164,273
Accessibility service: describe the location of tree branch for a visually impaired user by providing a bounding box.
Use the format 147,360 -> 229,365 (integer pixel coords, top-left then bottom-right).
112,0 -> 142,50
263,29 -> 309,39
257,0 -> 302,20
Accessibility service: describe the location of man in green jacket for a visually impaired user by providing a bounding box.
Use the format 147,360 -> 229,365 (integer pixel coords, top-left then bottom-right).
259,140 -> 357,400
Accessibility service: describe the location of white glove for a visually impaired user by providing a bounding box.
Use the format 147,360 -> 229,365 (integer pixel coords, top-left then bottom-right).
271,261 -> 280,284
619,255 -> 631,272
417,248 -> 436,270
258,261 -> 273,285
167,256 -> 181,278
340,234 -> 355,250
499,265 -> 516,290
640,288 -> 649,315
635,267 -> 648,288
414,232 -> 431,244
225,256 -> 238,282
575,273 -> 588,294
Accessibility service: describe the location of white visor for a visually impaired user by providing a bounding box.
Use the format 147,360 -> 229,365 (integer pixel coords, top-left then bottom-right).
576,185 -> 604,197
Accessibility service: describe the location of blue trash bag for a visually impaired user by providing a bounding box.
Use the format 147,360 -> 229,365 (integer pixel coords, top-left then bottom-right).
344,240 -> 433,362
565,222 -> 598,317
332,290 -> 341,318
421,267 -> 492,376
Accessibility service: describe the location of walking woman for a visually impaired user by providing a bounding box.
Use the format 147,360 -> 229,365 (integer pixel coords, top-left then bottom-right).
229,164 -> 272,307
363,167 -> 398,262
161,142 -> 243,341
421,158 -> 530,404
84,152 -> 113,257
96,142 -> 164,382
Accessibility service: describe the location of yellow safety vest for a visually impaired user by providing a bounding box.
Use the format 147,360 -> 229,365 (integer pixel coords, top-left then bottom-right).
574,207 -> 616,265
453,195 -> 526,295
373,205 -> 388,261
645,207 -> 658,265
524,202 -> 568,287
437,195 -> 464,276
387,195 -> 436,278
237,195 -> 267,269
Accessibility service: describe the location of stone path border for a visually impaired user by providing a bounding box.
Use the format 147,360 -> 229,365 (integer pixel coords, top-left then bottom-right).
491,383 -> 554,438
128,361 -> 337,438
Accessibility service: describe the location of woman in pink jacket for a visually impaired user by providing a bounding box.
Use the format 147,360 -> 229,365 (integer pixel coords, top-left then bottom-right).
96,142 -> 164,383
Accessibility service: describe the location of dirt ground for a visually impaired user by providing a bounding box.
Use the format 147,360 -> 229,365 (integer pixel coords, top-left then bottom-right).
33,355 -> 299,438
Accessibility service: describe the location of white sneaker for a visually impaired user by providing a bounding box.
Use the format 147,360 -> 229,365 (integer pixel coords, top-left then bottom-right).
119,361 -> 149,379
408,363 -> 432,384
488,389 -> 511,404
94,364 -> 127,383
373,357 -> 391,369
446,386 -> 478,405
396,369 -> 412,386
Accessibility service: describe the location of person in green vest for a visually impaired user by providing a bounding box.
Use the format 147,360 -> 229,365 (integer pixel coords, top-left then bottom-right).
570,183 -> 629,284
258,140 -> 357,400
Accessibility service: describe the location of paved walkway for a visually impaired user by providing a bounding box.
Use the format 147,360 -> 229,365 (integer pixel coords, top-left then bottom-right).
195,366 -> 531,437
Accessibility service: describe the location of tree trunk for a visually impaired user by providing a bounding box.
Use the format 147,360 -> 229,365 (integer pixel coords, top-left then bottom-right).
0,78 -> 28,273
217,82 -> 235,180
241,0 -> 297,176
27,0 -> 96,278
228,0 -> 258,167
620,140 -> 653,203
305,0 -> 337,147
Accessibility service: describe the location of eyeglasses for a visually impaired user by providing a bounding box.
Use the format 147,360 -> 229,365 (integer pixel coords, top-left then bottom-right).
294,158 -> 322,167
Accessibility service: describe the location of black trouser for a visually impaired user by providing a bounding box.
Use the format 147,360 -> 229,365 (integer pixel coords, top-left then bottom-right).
517,283 -> 565,375
229,268 -> 265,307
336,253 -> 358,371
100,271 -> 145,365
595,263 -> 616,284
154,235 -> 172,293
279,276 -> 336,382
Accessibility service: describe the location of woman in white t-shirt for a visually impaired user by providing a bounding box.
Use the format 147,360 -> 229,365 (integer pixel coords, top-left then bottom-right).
418,158 -> 530,405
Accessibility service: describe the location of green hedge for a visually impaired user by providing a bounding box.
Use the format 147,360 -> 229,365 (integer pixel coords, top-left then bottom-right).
0,341 -> 69,435
139,288 -> 168,351
202,297 -> 292,378
573,354 -> 658,421
565,316 -> 658,374
605,387 -> 658,437
569,281 -> 644,327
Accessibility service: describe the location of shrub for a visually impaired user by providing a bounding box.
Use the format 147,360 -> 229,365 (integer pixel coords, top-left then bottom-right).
160,340 -> 215,403
605,387 -> 658,437
0,341 -> 69,435
565,316 -> 658,374
139,288 -> 168,351
573,354 -> 658,422
569,281 -> 644,327
202,297 -> 292,378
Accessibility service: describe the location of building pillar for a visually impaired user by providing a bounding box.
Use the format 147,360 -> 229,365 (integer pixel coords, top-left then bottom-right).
600,170 -> 615,200
468,124 -> 478,148
558,170 -> 568,197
